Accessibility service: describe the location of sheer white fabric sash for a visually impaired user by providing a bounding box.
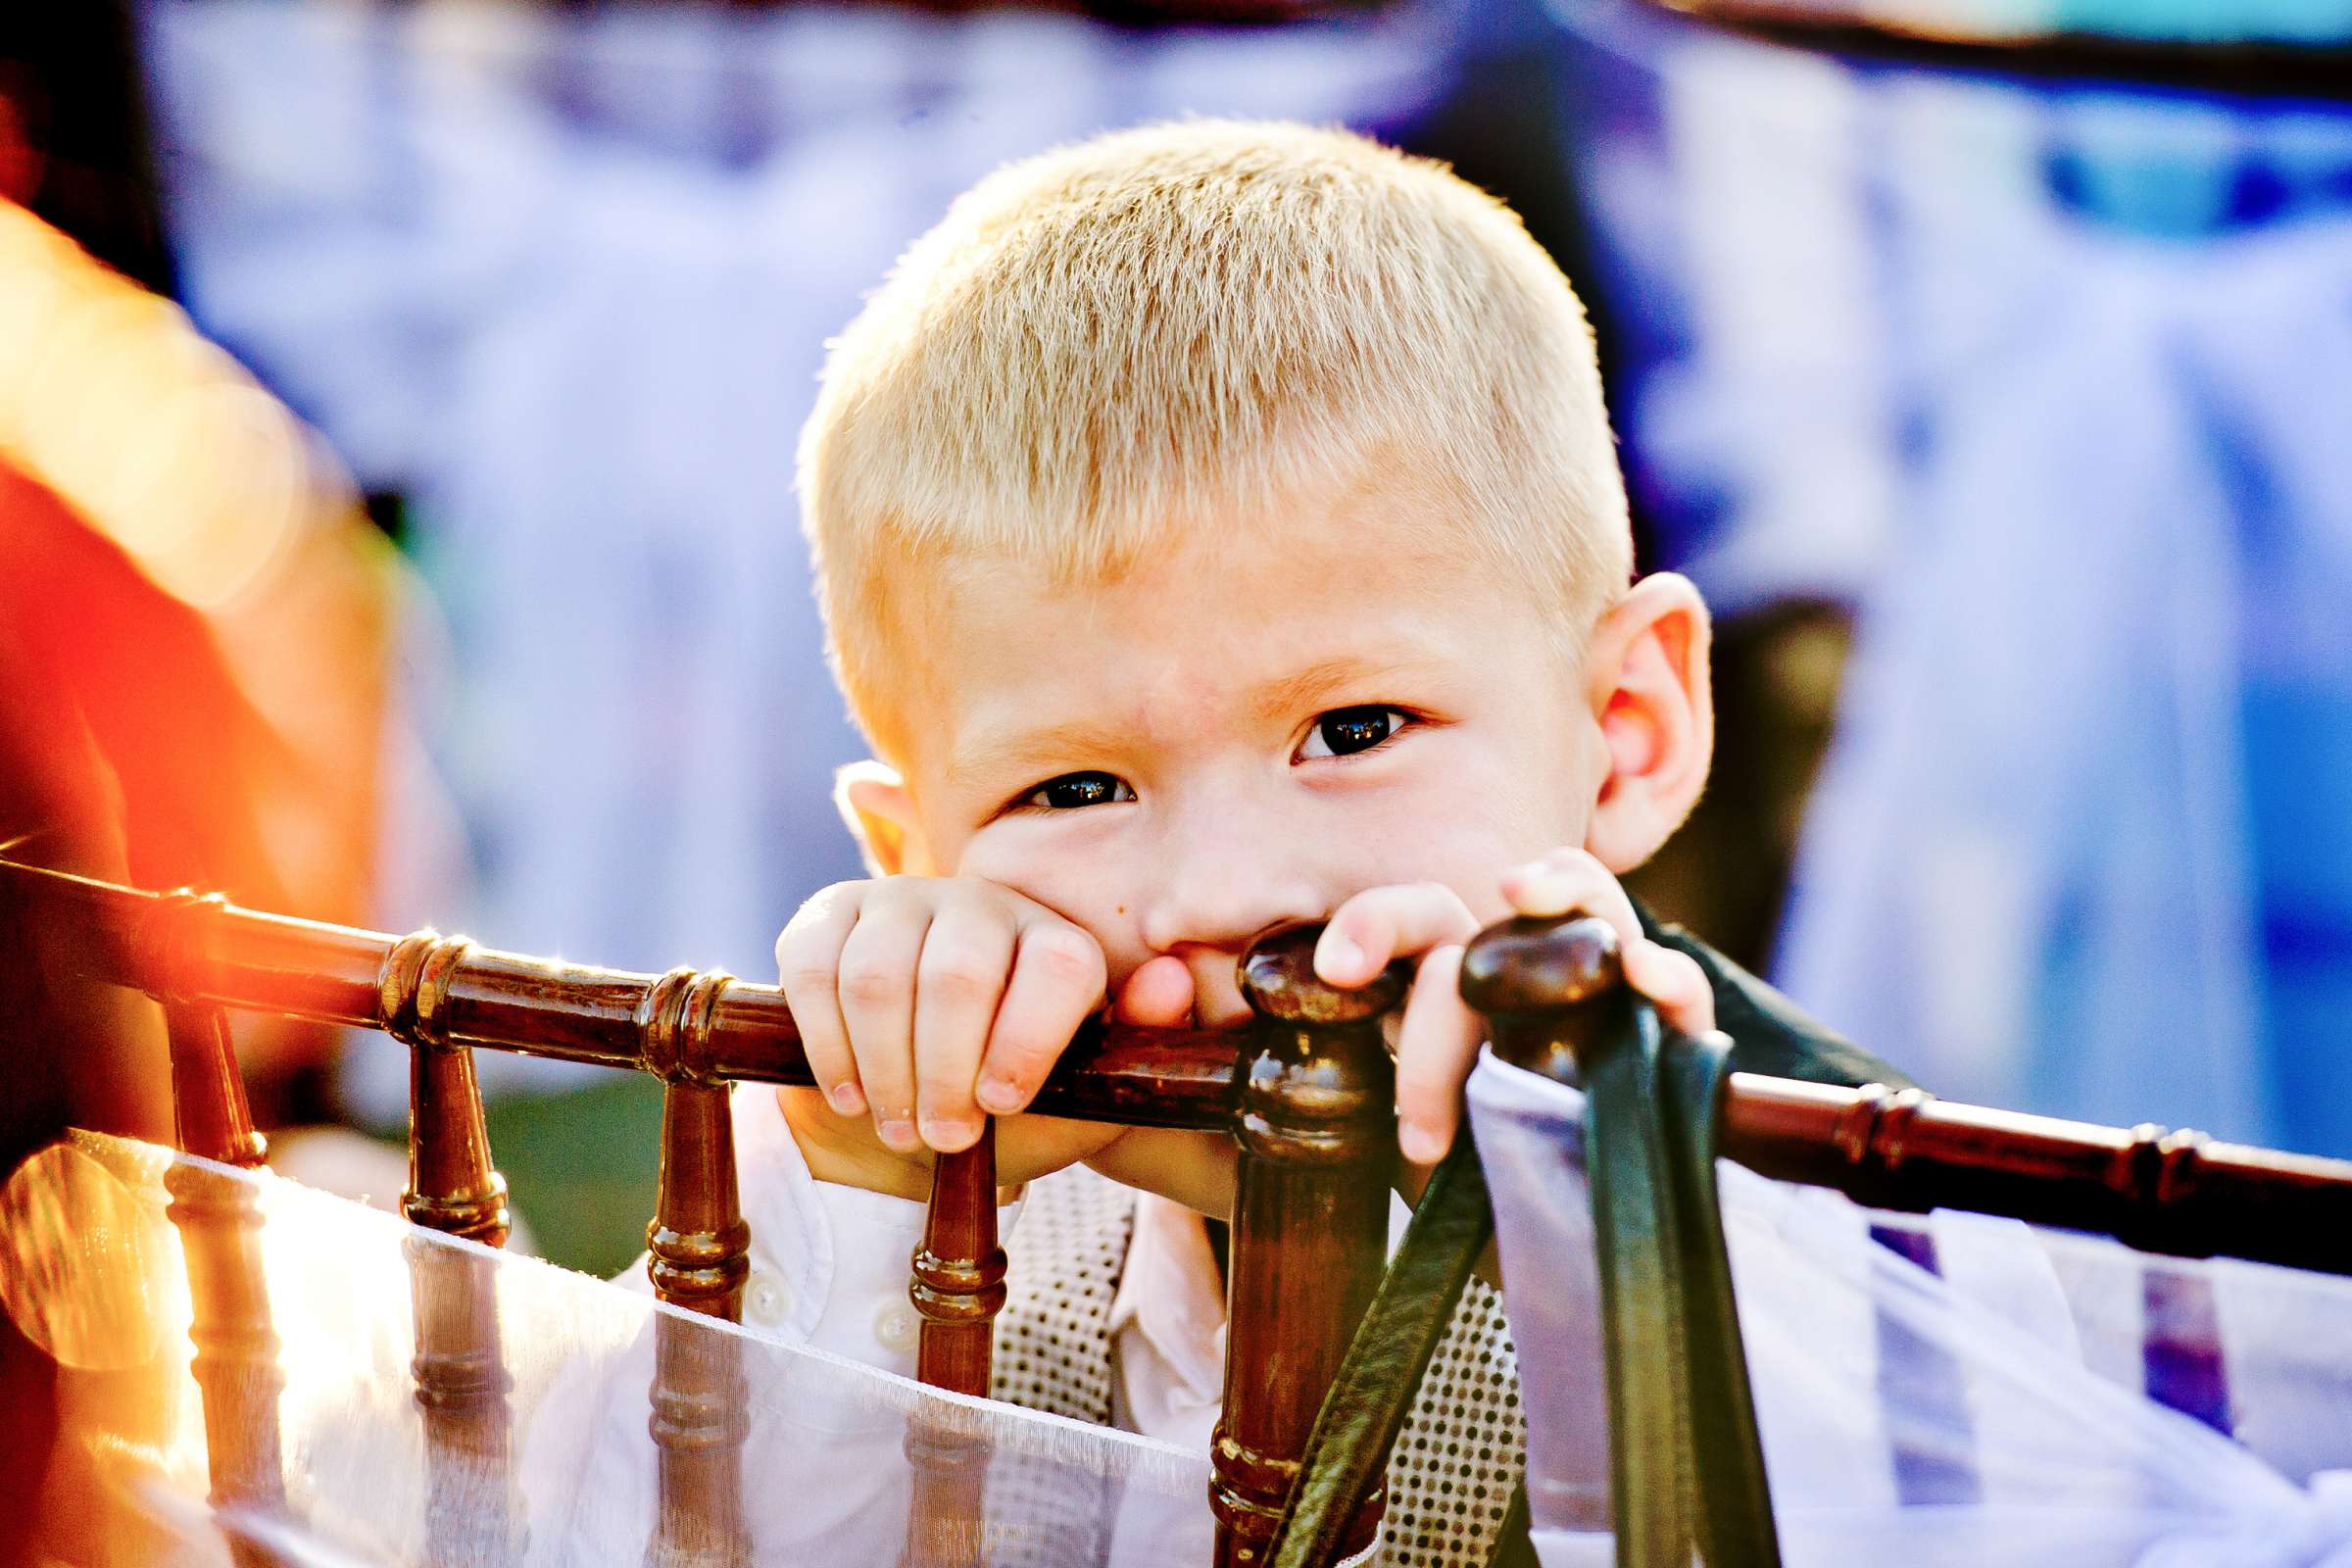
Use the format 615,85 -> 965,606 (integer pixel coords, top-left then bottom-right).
1467,1051 -> 2352,1568
0,1131 -> 1211,1566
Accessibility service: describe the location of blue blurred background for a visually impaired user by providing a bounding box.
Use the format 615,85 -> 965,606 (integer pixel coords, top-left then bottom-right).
3,0 -> 2347,1272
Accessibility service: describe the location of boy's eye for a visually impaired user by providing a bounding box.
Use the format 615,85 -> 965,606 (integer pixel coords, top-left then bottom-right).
1023,771 -> 1137,810
1297,706 -> 1411,761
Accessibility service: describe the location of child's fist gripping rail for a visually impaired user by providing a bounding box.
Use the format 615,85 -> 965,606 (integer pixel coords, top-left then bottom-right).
772,847 -> 1714,1203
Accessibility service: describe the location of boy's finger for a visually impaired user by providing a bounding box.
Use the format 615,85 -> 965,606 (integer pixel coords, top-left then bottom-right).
1393,944 -> 1481,1166
911,903 -> 1017,1152
976,921 -> 1106,1115
1113,955 -> 1196,1028
1497,850 -> 1642,949
1316,882 -> 1479,988
834,897 -> 930,1153
1624,940 -> 1716,1038
776,885 -> 865,1116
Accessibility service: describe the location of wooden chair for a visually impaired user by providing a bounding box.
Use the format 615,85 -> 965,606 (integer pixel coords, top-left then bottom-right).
9,855 -> 2352,1568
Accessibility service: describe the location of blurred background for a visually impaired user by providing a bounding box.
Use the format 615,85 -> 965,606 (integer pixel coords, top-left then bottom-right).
2,0 -> 2347,1298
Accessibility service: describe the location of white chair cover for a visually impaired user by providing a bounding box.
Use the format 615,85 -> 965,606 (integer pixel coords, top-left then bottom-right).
0,1131 -> 1210,1566
1467,1050 -> 2352,1568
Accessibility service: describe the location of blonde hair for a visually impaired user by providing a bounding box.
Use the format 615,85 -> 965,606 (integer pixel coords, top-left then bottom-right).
799,119 -> 1633,751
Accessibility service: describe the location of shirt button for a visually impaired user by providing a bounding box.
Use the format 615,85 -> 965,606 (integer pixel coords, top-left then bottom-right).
873,1299 -> 920,1354
744,1271 -> 791,1328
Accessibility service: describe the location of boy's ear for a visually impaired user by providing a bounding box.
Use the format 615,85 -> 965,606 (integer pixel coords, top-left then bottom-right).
833,760 -> 936,877
1582,572 -> 1715,875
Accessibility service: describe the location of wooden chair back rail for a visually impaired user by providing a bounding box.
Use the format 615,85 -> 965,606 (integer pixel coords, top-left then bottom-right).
10,860 -> 1237,1130
20,858 -> 2351,1277
1720,1075 -> 2352,1275
18,858 -> 2352,1566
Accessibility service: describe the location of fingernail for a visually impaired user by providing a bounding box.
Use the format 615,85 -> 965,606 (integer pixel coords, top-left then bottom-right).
1399,1124 -> 1443,1164
920,1115 -> 975,1150
976,1076 -> 1021,1114
831,1083 -> 865,1114
878,1117 -> 916,1151
1319,931 -> 1364,980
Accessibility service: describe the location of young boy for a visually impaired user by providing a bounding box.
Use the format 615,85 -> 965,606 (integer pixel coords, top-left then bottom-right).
728,119 -> 1895,1564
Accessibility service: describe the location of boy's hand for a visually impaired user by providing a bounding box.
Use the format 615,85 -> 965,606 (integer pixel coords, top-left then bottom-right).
1313,849 -> 1717,1169
774,876 -> 1124,1198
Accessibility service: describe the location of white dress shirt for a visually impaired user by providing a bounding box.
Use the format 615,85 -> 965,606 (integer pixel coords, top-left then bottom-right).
700,1084 -> 1222,1444
705,1086 -> 1414,1448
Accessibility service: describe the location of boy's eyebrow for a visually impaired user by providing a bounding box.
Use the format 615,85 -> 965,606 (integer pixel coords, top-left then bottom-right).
1244,655 -> 1424,724
950,717 -> 1145,787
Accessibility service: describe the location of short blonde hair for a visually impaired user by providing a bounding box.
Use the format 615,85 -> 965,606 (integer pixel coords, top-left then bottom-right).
800,119 -> 1633,752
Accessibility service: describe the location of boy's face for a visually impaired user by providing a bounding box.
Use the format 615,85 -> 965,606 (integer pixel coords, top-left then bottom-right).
871,469 -> 1630,1029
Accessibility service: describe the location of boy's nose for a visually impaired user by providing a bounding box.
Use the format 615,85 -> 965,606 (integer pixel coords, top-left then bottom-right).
1136,855 -> 1324,1016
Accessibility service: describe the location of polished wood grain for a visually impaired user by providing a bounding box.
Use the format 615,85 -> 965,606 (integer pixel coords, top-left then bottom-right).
29,855 -> 2352,1566
640,968 -> 751,1568
8,859 -> 1239,1130
912,1120 -> 1007,1396
901,1124 -> 1006,1567
386,929 -> 512,1248
383,927 -> 517,1566
29,857 -> 2352,1276
1719,1077 -> 2352,1276
899,1405 -> 992,1568
1461,912 -> 2352,1278
146,889 -> 267,1170
1211,925 -> 1401,1567
164,1154 -> 289,1567
404,1230 -> 516,1568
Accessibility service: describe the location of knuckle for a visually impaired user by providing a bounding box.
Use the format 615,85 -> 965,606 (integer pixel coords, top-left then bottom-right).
780,958 -> 841,999
1409,881 -> 1476,927
837,963 -> 906,1009
792,881 -> 863,924
1663,954 -> 1711,1001
919,950 -> 1003,1004
854,1057 -> 910,1106
915,1063 -> 973,1103
862,875 -> 930,911
986,1029 -> 1057,1071
1024,926 -> 1103,989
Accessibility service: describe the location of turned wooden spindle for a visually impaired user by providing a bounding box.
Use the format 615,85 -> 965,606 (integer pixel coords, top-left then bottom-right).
382,929 -> 518,1566
164,1153 -> 289,1567
640,968 -> 751,1568
19,858 -> 2352,1267
1212,925 -> 1403,1568
384,930 -> 512,1248
149,891 -> 269,1169
142,889 -> 290,1561
900,1401 -> 993,1568
911,1120 -> 1007,1396
898,1122 -> 1007,1568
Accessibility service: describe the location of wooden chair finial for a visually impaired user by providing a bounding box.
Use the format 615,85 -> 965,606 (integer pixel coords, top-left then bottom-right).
1213,922 -> 1400,1567
1459,912 -> 1630,1087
